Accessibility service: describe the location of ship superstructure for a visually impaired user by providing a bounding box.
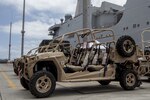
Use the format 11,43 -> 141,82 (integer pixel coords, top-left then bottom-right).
49,0 -> 150,47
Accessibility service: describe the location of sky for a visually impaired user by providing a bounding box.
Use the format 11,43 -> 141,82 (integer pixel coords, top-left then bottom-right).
0,0 -> 126,60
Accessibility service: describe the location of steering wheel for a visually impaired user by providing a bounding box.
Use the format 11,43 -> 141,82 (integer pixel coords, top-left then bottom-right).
59,44 -> 71,57
63,47 -> 71,57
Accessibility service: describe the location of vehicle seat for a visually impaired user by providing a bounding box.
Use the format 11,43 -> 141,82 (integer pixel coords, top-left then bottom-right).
87,65 -> 104,72
65,50 -> 90,72
65,65 -> 84,72
87,46 -> 105,72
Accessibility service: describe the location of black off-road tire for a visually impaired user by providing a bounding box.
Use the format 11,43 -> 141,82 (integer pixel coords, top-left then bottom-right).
14,68 -> 18,76
147,77 -> 150,82
29,71 -> 56,98
119,70 -> 138,90
98,80 -> 111,85
20,77 -> 29,90
116,35 -> 136,57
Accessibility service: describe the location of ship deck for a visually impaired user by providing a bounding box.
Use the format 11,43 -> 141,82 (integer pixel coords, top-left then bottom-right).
0,63 -> 150,100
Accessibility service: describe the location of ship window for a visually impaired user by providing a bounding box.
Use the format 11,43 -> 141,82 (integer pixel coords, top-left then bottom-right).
126,27 -> 128,30
137,24 -> 140,27
147,21 -> 149,25
123,27 -> 126,31
133,24 -> 136,28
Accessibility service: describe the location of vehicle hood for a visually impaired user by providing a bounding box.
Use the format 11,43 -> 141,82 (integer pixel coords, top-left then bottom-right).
36,52 -> 64,60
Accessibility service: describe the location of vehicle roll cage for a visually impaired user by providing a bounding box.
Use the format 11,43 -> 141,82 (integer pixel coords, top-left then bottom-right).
26,28 -> 116,56
51,28 -> 116,50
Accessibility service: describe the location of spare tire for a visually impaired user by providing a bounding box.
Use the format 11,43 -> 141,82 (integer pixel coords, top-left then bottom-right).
116,35 -> 136,57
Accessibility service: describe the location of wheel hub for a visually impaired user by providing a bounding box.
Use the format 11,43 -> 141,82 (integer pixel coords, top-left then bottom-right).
126,73 -> 136,86
36,75 -> 51,93
123,40 -> 134,53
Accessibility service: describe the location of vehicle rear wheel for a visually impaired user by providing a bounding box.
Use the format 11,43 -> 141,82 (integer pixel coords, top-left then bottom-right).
20,77 -> 29,90
119,70 -> 138,90
98,80 -> 111,85
29,71 -> 56,98
145,50 -> 150,61
147,77 -> 150,81
116,35 -> 136,57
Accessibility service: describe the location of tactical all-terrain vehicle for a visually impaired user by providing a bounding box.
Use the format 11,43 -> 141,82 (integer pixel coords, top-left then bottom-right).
19,29 -> 143,98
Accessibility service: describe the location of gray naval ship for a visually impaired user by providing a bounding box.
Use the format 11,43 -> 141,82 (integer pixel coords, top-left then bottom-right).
49,0 -> 150,48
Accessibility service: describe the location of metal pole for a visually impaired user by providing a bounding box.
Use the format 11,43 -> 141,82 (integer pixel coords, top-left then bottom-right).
8,22 -> 12,60
21,0 -> 25,56
83,0 -> 91,41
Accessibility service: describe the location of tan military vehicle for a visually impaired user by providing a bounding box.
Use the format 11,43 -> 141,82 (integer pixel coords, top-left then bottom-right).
19,29 -> 143,98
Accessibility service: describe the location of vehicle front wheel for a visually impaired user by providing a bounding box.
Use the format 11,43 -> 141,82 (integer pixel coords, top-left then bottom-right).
98,80 -> 111,85
119,70 -> 138,90
20,77 -> 29,90
29,71 -> 56,98
14,68 -> 18,76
